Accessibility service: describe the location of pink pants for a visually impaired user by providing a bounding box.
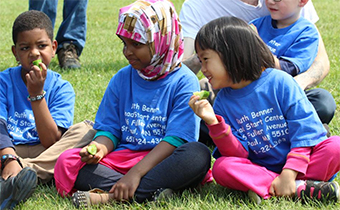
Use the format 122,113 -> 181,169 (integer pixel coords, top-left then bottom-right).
212,136 -> 340,199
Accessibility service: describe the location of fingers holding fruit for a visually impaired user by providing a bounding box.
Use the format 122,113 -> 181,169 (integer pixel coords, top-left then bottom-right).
189,96 -> 209,116
190,90 -> 210,107
32,59 -> 43,71
26,59 -> 47,93
189,90 -> 210,107
80,143 -> 103,164
193,90 -> 210,100
189,91 -> 218,125
31,59 -> 47,74
87,144 -> 97,155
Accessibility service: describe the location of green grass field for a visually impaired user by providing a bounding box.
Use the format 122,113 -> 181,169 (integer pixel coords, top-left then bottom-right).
1,0 -> 340,209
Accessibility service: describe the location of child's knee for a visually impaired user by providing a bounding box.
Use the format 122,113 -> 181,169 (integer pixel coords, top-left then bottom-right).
328,136 -> 340,158
212,157 -> 236,186
56,148 -> 82,168
319,136 -> 340,155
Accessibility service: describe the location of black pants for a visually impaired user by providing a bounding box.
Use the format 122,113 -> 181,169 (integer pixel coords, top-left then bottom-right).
74,142 -> 211,203
306,88 -> 336,124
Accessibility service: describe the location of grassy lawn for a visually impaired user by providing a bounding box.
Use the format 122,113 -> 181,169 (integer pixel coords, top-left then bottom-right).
0,0 -> 340,209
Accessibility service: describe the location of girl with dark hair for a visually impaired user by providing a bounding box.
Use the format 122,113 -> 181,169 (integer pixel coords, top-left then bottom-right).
189,16 -> 340,204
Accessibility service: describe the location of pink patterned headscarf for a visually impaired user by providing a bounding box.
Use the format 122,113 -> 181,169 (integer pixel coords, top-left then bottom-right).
116,0 -> 184,80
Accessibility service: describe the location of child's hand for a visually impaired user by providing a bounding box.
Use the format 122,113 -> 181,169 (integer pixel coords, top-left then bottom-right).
188,94 -> 218,125
79,142 -> 104,164
1,159 -> 22,180
109,171 -> 141,201
269,169 -> 298,197
26,61 -> 47,97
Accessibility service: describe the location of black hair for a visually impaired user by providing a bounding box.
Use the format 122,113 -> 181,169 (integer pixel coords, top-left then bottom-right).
195,16 -> 275,83
12,10 -> 53,45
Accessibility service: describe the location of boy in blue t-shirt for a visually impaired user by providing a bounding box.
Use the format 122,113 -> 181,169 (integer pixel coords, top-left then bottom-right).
250,0 -> 318,77
0,10 -> 76,209
249,0 -> 335,131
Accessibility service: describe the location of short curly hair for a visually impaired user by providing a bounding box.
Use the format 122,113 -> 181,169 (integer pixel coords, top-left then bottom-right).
12,10 -> 53,45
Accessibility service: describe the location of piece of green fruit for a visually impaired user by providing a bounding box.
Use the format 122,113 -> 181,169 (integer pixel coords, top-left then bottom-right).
249,24 -> 257,32
32,59 -> 42,71
87,144 -> 97,155
193,90 -> 210,100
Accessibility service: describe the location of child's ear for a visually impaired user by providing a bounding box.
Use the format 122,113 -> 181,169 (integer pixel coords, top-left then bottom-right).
298,0 -> 309,7
11,45 -> 19,62
52,40 -> 58,58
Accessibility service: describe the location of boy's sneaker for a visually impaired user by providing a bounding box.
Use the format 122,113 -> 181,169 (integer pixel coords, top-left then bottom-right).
57,42 -> 81,69
248,190 -> 262,205
296,180 -> 339,203
0,167 -> 38,209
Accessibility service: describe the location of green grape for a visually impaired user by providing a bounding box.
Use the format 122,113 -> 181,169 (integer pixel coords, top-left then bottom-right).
193,90 -> 210,100
87,144 -> 97,155
32,59 -> 42,71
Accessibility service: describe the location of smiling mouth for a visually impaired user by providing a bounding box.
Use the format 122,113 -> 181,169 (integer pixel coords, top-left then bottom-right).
127,58 -> 138,65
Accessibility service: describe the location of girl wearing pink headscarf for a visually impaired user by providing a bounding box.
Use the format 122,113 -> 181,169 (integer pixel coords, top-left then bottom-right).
54,0 -> 212,207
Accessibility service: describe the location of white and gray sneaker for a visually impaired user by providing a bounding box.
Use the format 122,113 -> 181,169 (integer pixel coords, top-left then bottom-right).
153,188 -> 174,202
248,190 -> 262,205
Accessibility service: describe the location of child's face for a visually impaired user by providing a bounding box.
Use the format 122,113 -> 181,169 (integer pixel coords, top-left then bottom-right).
196,46 -> 234,90
12,28 -> 57,73
120,36 -> 152,70
265,0 -> 307,26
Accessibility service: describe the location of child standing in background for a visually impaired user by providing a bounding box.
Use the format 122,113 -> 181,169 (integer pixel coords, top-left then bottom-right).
54,0 -> 211,208
189,16 -> 340,204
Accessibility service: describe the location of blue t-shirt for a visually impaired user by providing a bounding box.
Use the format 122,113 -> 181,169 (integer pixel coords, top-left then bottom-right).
93,64 -> 200,151
0,66 -> 75,145
250,16 -> 319,75
213,68 -> 327,173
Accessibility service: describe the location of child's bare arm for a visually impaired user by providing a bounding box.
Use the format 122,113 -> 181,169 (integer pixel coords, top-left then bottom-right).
30,96 -> 63,148
294,34 -> 329,90
27,63 -> 62,148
